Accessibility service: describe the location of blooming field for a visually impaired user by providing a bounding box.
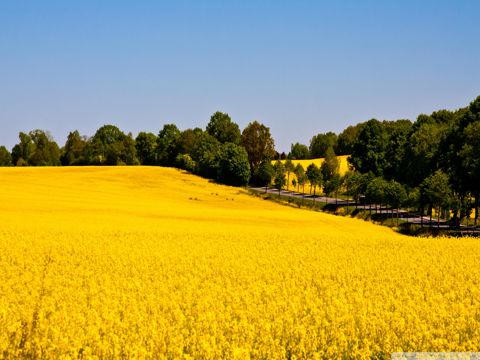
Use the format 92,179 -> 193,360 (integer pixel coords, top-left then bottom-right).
0,166 -> 479,359
277,155 -> 350,192
280,155 -> 350,176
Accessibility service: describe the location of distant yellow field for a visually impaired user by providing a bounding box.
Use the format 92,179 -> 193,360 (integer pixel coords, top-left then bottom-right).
274,155 -> 350,192
1,167 -> 480,358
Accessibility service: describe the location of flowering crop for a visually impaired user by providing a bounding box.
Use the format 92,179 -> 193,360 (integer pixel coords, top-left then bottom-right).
1,166 -> 479,359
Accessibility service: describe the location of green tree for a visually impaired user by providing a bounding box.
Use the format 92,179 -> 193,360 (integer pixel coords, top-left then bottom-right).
306,163 -> 322,203
191,133 -> 221,179
216,143 -> 250,186
11,132 -> 35,166
176,128 -> 203,155
420,170 -> 451,227
135,132 -> 157,165
320,147 -> 339,183
336,124 -> 364,155
385,180 -> 408,225
206,112 -> 241,144
349,119 -> 388,176
61,130 -> 88,165
29,130 -> 52,166
241,121 -> 275,177
324,173 -> 342,203
0,146 -> 12,166
294,164 -> 307,206
284,159 -> 295,192
86,125 -> 137,165
273,160 -> 286,197
289,143 -> 309,159
365,177 -> 388,215
309,132 -> 337,158
382,120 -> 412,180
400,121 -> 447,187
156,124 -> 180,166
256,158 -> 275,192
457,98 -> 480,225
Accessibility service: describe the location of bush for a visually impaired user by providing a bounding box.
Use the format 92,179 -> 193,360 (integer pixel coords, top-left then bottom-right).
175,154 -> 197,173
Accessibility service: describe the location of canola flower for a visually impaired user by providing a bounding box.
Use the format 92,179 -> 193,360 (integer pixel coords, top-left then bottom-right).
0,166 -> 479,359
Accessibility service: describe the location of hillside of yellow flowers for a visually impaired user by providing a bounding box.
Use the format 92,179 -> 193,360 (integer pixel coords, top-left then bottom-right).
279,155 -> 350,176
1,166 -> 479,358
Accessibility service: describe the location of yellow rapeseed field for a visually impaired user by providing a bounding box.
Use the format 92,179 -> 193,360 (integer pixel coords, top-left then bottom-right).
1,166 -> 479,359
279,155 -> 350,176
276,156 -> 350,192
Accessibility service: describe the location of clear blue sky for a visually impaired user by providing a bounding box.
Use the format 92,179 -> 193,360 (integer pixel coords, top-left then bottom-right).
1,0 -> 479,152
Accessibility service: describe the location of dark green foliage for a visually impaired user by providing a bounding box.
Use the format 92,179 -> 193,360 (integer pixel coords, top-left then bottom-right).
306,163 -> 322,196
176,128 -> 203,155
382,120 -> 412,180
156,124 -> 180,166
191,132 -> 221,179
336,124 -> 364,155
400,121 -> 446,187
385,180 -> 407,210
288,142 -> 309,159
0,146 -> 12,166
256,158 -> 275,189
135,132 -> 157,165
420,170 -> 451,225
294,163 -> 306,193
206,112 -> 241,145
12,130 -> 60,166
61,130 -> 88,165
349,119 -> 387,176
11,132 -> 35,165
216,143 -> 250,186
87,125 -> 138,165
175,153 -> 197,173
273,160 -> 286,194
365,177 -> 388,205
324,173 -> 342,197
309,132 -> 337,158
241,121 -> 275,176
320,147 -> 339,183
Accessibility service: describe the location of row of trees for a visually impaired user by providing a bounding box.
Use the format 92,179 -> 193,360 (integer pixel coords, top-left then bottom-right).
283,96 -> 479,227
257,147 -> 342,203
346,96 -> 480,227
0,112 -> 277,187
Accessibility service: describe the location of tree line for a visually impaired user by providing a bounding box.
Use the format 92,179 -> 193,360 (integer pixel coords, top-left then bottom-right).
270,96 -> 479,228
0,112 -> 276,187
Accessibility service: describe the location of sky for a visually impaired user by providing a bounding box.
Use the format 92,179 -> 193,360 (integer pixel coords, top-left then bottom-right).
1,0 -> 479,152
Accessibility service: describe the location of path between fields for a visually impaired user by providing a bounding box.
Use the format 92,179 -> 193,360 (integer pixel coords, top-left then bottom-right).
249,186 -> 475,231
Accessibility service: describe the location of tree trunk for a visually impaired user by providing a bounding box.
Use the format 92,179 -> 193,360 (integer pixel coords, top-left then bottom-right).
302,183 -> 305,207
287,173 -> 290,192
475,193 -> 479,227
437,206 -> 440,229
421,206 -> 424,228
265,184 -> 268,193
397,208 -> 399,226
